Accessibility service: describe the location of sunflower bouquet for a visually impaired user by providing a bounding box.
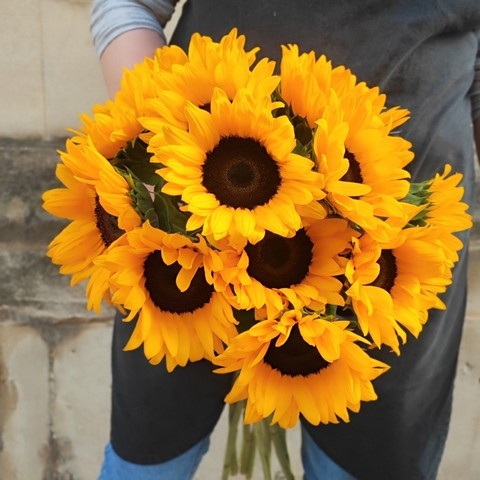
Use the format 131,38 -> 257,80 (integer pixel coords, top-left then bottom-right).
43,29 -> 471,479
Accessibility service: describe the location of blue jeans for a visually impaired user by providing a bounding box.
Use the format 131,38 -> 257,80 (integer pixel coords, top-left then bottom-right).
98,428 -> 356,480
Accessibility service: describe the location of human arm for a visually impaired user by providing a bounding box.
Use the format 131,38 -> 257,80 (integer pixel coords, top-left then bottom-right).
90,0 -> 178,97
100,29 -> 165,97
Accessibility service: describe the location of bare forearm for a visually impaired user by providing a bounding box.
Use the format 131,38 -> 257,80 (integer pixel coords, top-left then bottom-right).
100,28 -> 166,98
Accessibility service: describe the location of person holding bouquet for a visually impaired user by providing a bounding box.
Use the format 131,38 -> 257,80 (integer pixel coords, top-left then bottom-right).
84,1 -> 480,479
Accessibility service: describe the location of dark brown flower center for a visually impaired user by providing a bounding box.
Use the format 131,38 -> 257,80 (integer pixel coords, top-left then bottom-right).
341,150 -> 363,184
264,324 -> 330,376
143,251 -> 213,313
202,136 -> 281,209
245,230 -> 313,288
370,249 -> 397,292
94,196 -> 124,247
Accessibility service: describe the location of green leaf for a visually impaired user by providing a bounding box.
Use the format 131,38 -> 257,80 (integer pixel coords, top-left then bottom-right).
325,304 -> 338,317
293,139 -> 311,157
152,192 -> 175,232
129,162 -> 161,186
292,115 -> 313,146
111,137 -> 161,185
402,181 -> 430,206
152,191 -> 189,234
143,207 -> 160,228
133,186 -> 155,215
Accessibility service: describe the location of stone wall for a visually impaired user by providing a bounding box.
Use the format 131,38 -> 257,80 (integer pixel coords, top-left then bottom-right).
1,1 -> 479,479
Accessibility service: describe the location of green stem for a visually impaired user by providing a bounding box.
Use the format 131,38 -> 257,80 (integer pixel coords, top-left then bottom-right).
240,423 -> 256,478
270,423 -> 295,480
254,420 -> 273,480
222,401 -> 244,480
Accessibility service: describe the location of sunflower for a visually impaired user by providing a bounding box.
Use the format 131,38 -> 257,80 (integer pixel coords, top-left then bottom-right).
108,44 -> 191,146
74,85 -> 147,160
280,45 -> 414,241
98,221 -> 238,371
400,164 -> 472,267
346,227 -> 455,341
43,164 -> 103,278
74,87 -> 154,160
74,101 -> 122,159
71,42 -> 188,159
151,87 -> 325,249
280,44 -> 410,132
390,226 -> 457,315
313,89 -> 414,242
218,218 -> 356,320
420,164 -> 472,233
142,28 -> 279,136
69,99 -> 134,161
214,309 -> 389,428
344,235 -> 406,353
279,44 -> 355,128
174,29 -> 277,103
42,139 -> 141,311
142,39 -> 279,149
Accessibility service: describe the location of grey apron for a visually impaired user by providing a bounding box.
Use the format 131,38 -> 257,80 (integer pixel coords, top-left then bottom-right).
110,2 -> 479,478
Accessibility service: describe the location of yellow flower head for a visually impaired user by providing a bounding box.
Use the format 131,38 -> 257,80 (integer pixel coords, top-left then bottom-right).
280,45 -> 414,242
280,44 -> 355,128
185,29 -> 277,102
42,163 -> 104,283
98,221 -> 238,371
42,138 -> 141,312
220,218 -> 356,319
75,101 -> 122,159
280,44 -> 411,130
423,164 -> 472,233
73,42 -> 188,158
313,88 -> 414,242
214,310 -> 389,428
151,87 -> 325,249
345,235 -> 406,353
142,28 -> 279,133
346,227 -> 456,342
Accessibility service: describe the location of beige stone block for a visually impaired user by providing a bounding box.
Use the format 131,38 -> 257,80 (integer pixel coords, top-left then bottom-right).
52,322 -> 112,479
0,324 -> 49,480
438,318 -> 480,480
466,248 -> 480,322
41,0 -> 107,137
0,0 -> 45,137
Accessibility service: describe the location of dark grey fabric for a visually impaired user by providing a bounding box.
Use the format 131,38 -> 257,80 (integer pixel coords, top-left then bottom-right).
110,310 -> 234,464
110,1 -> 479,478
171,3 -> 476,478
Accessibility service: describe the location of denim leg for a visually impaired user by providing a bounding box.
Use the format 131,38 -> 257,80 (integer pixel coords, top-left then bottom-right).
98,438 -> 209,480
301,428 -> 357,480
